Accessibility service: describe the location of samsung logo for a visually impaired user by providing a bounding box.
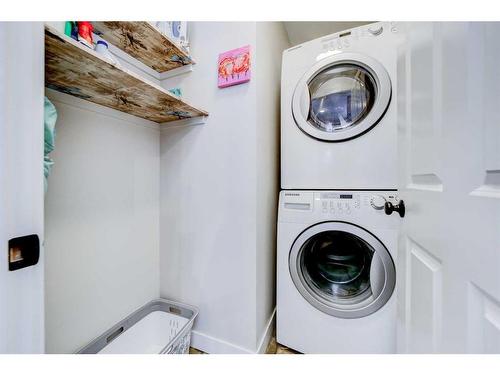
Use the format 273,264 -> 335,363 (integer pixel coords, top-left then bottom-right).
284,193 -> 300,196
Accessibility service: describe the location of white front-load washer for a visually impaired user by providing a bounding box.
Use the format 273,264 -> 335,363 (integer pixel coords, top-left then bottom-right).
281,22 -> 401,189
277,190 -> 400,353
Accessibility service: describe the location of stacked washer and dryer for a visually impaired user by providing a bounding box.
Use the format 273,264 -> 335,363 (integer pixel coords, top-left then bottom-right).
277,22 -> 404,353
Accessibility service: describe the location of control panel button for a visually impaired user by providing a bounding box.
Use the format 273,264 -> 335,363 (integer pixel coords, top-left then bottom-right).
322,201 -> 328,213
368,26 -> 383,36
329,201 -> 335,213
370,195 -> 386,210
363,196 -> 370,206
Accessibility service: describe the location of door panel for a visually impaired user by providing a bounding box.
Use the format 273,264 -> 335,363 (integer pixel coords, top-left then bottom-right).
471,23 -> 500,199
481,24 -> 500,174
468,283 -> 500,353
0,22 -> 45,353
407,238 -> 442,353
397,22 -> 500,353
408,23 -> 443,191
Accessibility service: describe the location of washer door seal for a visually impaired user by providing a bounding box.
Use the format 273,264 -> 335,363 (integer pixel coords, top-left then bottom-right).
289,221 -> 396,319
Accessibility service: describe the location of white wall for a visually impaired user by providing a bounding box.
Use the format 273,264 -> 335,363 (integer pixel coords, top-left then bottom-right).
0,22 -> 45,354
159,22 -> 288,353
44,90 -> 160,353
255,22 -> 290,347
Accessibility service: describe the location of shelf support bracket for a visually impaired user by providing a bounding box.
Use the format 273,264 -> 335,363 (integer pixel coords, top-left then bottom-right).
160,116 -> 207,128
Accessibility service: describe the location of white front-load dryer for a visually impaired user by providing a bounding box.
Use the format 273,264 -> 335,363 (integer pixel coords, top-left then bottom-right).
281,22 -> 401,189
277,190 -> 400,353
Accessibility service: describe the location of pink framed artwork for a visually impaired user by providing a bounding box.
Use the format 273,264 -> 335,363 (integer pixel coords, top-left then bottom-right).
218,45 -> 251,88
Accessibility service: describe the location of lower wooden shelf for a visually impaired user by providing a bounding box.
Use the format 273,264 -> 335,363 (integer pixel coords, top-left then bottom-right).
44,25 -> 208,124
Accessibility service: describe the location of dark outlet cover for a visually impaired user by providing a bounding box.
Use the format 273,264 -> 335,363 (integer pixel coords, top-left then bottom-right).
8,234 -> 39,271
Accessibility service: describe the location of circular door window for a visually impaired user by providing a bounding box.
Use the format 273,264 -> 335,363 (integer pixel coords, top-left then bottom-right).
308,64 -> 376,132
292,53 -> 391,142
289,222 -> 395,318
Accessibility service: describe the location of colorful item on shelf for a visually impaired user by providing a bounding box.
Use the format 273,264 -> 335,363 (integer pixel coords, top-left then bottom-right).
77,21 -> 94,49
64,21 -> 79,41
218,45 -> 251,88
168,88 -> 182,97
95,40 -> 119,66
71,22 -> 79,41
64,22 -> 72,37
172,21 -> 189,52
153,21 -> 189,52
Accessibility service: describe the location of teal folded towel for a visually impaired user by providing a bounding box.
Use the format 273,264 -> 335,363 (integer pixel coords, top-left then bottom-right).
44,97 -> 57,193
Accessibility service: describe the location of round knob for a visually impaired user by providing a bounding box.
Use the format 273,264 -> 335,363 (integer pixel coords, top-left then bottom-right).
370,195 -> 386,210
368,26 -> 383,36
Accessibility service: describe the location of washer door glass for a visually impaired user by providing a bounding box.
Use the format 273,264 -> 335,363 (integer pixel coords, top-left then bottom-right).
308,64 -> 376,133
289,222 -> 396,319
301,230 -> 373,304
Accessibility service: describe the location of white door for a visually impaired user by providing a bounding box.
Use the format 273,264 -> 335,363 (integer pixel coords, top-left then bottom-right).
0,22 -> 45,353
396,22 -> 500,353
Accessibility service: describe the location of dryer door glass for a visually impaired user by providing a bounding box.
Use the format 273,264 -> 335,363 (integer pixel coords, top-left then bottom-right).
300,230 -> 373,303
308,64 -> 376,133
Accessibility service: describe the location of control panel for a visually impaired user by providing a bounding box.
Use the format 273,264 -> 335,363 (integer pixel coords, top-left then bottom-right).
318,192 -> 360,215
316,192 -> 398,216
281,191 -> 398,214
279,191 -> 401,226
318,22 -> 399,55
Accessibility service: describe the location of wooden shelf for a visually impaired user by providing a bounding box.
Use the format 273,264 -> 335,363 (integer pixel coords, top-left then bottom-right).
44,26 -> 208,124
92,22 -> 193,73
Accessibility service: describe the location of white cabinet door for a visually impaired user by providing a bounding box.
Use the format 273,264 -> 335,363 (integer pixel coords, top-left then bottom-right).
397,22 -> 500,353
0,22 -> 45,353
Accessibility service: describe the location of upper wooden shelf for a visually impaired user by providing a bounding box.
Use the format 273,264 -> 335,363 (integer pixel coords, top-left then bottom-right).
92,21 -> 193,73
44,25 -> 208,124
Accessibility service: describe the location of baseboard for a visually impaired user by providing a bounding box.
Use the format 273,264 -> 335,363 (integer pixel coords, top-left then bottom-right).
190,330 -> 254,354
257,308 -> 276,354
190,308 -> 276,354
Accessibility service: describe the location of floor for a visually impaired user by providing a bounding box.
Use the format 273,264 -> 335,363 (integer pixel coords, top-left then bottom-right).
189,330 -> 300,354
264,334 -> 300,354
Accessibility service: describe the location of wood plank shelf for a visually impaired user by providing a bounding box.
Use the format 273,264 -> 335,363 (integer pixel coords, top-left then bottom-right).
44,26 -> 208,124
92,22 -> 193,73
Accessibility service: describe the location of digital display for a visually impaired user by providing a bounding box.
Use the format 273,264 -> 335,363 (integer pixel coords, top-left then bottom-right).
319,193 -> 356,200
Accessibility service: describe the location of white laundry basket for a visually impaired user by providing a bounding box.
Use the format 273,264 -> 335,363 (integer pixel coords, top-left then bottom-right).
77,298 -> 198,354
